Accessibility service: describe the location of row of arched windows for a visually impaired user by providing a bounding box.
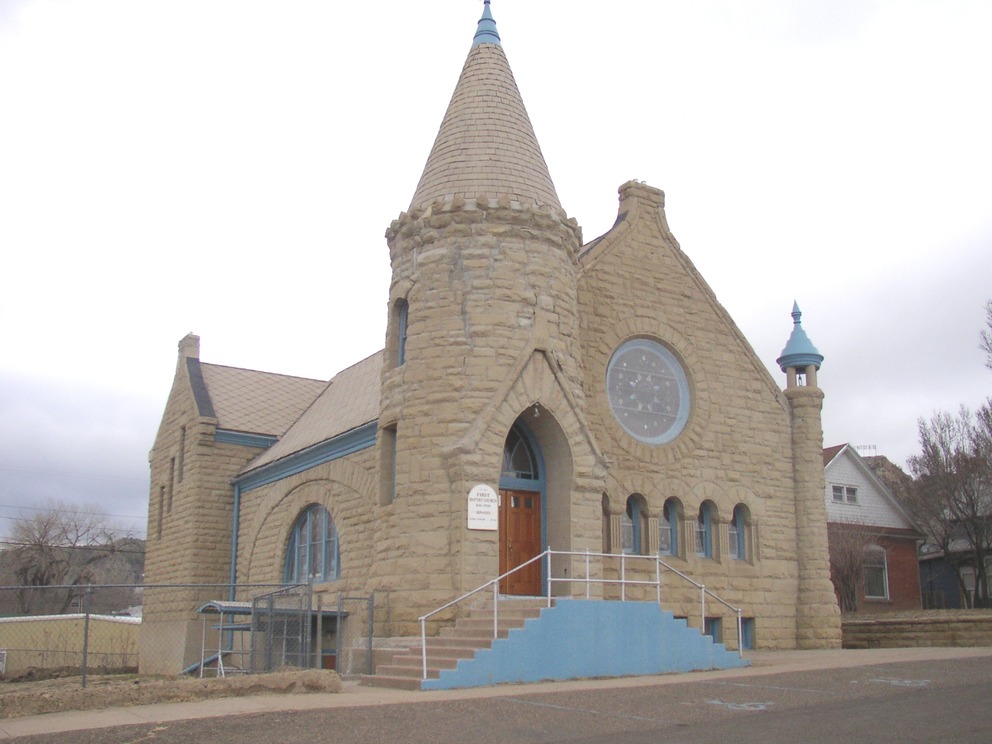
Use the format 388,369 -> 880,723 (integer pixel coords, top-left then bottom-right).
610,495 -> 754,562
281,494 -> 755,585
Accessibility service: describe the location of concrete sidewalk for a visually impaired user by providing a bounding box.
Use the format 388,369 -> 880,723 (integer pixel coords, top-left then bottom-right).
2,646 -> 990,740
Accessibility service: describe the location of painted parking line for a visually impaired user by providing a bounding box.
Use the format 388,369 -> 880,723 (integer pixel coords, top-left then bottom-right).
705,680 -> 838,695
869,677 -> 931,688
705,699 -> 772,712
500,697 -> 667,724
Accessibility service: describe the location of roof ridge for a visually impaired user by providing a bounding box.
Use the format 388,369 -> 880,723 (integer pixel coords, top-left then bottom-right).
199,360 -> 327,384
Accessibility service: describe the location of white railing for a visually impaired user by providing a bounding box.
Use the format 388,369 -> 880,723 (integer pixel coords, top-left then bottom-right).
417,548 -> 745,681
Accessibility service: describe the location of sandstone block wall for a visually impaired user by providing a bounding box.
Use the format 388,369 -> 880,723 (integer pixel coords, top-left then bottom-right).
374,197 -> 600,632
142,350 -> 268,674
576,181 -> 839,649
843,611 -> 992,648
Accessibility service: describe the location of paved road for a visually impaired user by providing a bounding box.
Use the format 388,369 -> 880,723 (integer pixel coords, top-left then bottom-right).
12,656 -> 992,743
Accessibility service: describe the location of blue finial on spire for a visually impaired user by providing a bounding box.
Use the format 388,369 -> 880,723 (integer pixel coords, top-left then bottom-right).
472,0 -> 501,47
776,302 -> 824,372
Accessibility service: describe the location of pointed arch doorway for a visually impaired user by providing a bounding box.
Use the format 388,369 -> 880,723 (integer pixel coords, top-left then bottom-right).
499,424 -> 546,596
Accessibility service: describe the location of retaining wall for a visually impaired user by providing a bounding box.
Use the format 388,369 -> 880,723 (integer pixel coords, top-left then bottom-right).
842,610 -> 992,649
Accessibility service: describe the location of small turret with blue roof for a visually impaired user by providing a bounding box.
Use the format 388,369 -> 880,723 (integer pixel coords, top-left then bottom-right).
777,302 -> 823,389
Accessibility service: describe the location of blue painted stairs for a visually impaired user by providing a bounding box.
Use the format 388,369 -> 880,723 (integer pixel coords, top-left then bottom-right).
362,598 -> 748,690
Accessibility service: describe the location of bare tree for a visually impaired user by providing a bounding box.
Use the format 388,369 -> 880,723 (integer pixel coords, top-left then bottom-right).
981,299 -> 992,371
828,521 -> 877,613
1,500 -> 138,615
906,403 -> 992,608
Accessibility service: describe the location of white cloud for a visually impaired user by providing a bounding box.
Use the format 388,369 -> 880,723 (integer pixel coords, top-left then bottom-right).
0,0 -> 990,531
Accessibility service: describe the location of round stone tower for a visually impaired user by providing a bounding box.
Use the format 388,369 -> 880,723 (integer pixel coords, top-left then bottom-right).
375,1 -> 586,628
777,303 -> 842,648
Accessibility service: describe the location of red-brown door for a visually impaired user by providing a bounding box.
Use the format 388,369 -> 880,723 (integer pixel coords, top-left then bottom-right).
499,489 -> 542,595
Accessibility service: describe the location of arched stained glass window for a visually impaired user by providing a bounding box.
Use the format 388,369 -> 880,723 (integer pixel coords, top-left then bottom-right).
620,494 -> 650,555
659,499 -> 679,556
502,426 -> 538,480
729,504 -> 749,560
284,504 -> 339,583
695,503 -> 712,558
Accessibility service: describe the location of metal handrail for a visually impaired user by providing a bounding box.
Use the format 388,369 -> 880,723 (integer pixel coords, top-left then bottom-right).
549,549 -> 744,658
417,548 -> 745,680
418,551 -> 548,680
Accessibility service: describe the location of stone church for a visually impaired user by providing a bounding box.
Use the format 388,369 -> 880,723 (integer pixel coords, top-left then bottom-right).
143,2 -> 841,679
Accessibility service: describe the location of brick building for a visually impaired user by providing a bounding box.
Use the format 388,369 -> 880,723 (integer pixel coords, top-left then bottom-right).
824,444 -> 923,612
143,2 -> 841,676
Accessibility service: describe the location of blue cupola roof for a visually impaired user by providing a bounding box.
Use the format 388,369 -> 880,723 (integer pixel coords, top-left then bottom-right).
777,302 -> 824,372
472,0 -> 501,47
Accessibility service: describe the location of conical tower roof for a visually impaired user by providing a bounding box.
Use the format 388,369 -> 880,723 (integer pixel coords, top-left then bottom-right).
409,1 -> 562,212
777,302 -> 824,371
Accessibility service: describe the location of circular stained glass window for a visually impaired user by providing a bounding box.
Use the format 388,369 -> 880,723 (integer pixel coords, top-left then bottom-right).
606,339 -> 691,445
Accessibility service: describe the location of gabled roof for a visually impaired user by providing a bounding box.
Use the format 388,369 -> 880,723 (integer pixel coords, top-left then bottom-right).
823,443 -> 921,533
198,362 -> 326,437
823,443 -> 845,467
243,351 -> 383,473
408,2 -> 561,211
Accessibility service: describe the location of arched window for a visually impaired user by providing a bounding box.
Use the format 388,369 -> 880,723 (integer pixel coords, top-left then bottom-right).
659,498 -> 679,557
601,494 -> 612,553
621,495 -> 644,555
284,504 -> 338,583
502,426 -> 538,480
728,504 -> 749,560
864,546 -> 888,599
695,503 -> 712,558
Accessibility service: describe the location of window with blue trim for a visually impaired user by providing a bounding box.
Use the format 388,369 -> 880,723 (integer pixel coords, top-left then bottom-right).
741,617 -> 755,650
704,616 -> 722,642
659,498 -> 679,556
695,503 -> 712,558
728,504 -> 748,560
502,427 -> 538,480
621,495 -> 643,555
284,504 -> 338,583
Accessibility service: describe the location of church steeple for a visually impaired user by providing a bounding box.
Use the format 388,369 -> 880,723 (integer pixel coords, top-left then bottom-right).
409,0 -> 561,212
472,0 -> 500,47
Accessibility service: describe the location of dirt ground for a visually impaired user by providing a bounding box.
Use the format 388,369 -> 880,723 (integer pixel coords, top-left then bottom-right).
0,668 -> 342,719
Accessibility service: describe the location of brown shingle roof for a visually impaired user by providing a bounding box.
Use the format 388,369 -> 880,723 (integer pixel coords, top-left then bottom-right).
409,43 -> 560,211
199,363 -> 326,436
823,443 -> 846,467
243,351 -> 383,472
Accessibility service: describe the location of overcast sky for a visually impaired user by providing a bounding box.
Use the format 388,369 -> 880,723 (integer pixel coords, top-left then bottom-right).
1,0 -> 989,540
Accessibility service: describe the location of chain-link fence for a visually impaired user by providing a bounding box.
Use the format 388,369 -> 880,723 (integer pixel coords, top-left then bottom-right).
0,583 -> 375,687
0,584 -> 140,686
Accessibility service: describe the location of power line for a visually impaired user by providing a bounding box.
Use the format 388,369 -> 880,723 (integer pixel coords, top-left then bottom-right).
0,463 -> 146,485
0,503 -> 146,521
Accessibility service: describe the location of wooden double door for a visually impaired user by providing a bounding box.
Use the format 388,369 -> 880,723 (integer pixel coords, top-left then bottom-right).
498,489 -> 542,596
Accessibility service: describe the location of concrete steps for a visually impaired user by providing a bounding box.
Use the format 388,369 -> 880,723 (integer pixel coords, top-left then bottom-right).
361,598 -> 548,690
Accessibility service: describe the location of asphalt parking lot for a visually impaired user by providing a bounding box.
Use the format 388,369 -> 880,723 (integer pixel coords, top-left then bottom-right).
4,648 -> 992,743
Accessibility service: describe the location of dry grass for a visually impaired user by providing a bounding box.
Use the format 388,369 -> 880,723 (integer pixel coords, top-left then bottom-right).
0,668 -> 341,719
